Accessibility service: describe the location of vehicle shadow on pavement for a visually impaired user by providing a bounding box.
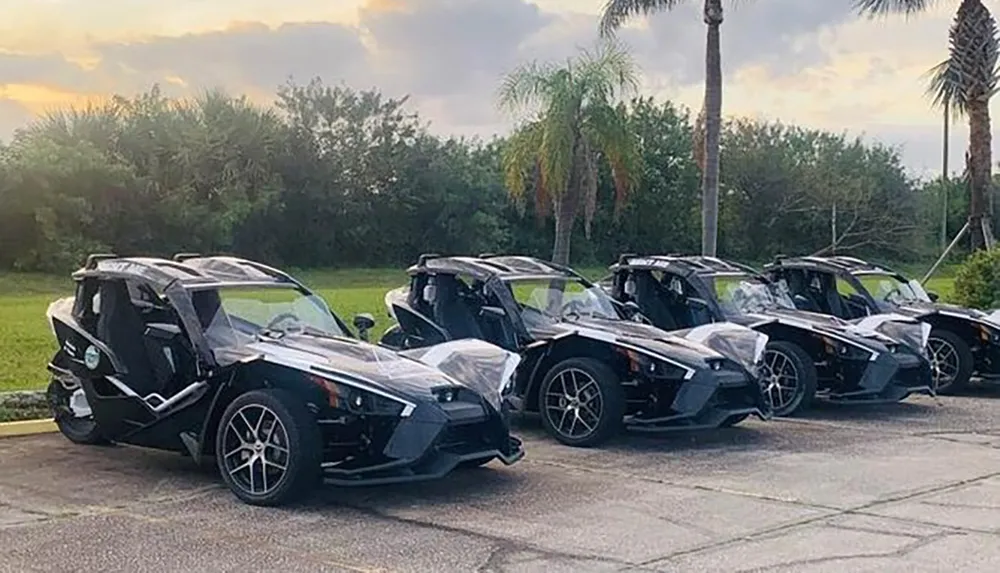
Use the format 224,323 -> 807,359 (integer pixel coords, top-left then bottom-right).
961,381 -> 1000,399
509,413 -> 779,453
791,399 -> 940,423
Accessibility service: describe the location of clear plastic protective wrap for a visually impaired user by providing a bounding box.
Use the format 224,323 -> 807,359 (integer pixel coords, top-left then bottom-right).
673,323 -> 768,376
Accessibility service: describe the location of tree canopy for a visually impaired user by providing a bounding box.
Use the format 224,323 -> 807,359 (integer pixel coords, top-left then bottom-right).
0,79 -> 947,273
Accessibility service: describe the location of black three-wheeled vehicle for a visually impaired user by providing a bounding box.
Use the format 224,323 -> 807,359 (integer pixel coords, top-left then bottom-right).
764,255 -> 1000,394
379,254 -> 772,447
45,254 -> 524,506
603,255 -> 934,416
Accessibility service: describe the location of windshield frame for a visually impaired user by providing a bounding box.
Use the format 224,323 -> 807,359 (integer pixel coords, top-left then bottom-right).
849,270 -> 931,305
189,283 -> 352,348
501,274 -> 624,325
705,271 -> 798,317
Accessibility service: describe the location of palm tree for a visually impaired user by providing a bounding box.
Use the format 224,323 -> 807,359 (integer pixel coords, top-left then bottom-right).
856,0 -> 1000,250
600,0 -> 725,256
498,41 -> 640,265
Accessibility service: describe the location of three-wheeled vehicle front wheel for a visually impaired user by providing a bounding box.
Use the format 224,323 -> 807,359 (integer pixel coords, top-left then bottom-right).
927,329 -> 973,395
539,357 -> 626,447
215,389 -> 322,507
761,341 -> 817,417
46,377 -> 107,445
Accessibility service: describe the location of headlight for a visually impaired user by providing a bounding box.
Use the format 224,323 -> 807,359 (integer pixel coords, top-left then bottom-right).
821,337 -> 872,360
309,374 -> 406,416
978,323 -> 1000,345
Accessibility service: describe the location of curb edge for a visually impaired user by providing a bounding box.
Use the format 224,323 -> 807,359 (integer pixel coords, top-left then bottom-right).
0,419 -> 58,438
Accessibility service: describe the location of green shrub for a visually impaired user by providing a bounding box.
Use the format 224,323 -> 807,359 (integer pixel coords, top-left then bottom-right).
952,248 -> 1000,309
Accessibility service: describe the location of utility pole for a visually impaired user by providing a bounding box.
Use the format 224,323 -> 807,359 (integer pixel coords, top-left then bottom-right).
941,100 -> 949,252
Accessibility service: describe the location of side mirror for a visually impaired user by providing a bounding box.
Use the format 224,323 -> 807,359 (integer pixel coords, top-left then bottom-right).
145,323 -> 181,340
353,313 -> 376,342
927,291 -> 939,302
479,306 -> 506,319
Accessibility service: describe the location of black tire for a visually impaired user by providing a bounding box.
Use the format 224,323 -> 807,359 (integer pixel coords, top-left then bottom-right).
458,456 -> 495,469
538,357 -> 625,447
46,378 -> 108,445
927,329 -> 973,395
215,389 -> 322,507
720,413 -> 750,428
762,340 -> 817,417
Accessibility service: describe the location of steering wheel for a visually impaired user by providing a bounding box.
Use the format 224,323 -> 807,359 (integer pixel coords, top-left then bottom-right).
562,297 -> 587,318
265,312 -> 301,331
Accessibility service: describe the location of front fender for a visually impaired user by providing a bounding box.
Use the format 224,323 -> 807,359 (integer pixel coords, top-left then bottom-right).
399,339 -> 521,413
672,322 -> 768,377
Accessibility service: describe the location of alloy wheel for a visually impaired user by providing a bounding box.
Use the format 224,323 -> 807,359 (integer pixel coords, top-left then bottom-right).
221,404 -> 291,497
761,349 -> 800,412
928,337 -> 960,391
543,368 -> 604,440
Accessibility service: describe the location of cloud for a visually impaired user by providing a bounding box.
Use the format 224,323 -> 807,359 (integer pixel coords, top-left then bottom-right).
93,21 -> 370,98
0,98 -> 33,142
0,0 -> 995,174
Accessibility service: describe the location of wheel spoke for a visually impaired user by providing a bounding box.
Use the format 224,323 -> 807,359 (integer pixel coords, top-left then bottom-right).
543,368 -> 604,439
223,403 -> 290,497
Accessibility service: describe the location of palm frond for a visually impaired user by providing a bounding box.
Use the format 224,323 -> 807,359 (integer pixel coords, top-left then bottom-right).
853,0 -> 937,18
581,102 -> 640,219
577,39 -> 641,102
599,0 -> 685,37
497,61 -> 555,114
925,0 -> 1000,117
500,122 -> 545,212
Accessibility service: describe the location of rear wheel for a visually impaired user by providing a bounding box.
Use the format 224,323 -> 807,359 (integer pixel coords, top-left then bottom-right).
46,378 -> 107,445
539,358 -> 625,447
215,389 -> 321,507
761,341 -> 817,417
927,329 -> 973,395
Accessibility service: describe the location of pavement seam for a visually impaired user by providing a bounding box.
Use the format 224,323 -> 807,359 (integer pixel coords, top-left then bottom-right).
334,501 -> 637,570
724,531 -> 958,573
626,470 -> 1000,569
523,457 -> 842,513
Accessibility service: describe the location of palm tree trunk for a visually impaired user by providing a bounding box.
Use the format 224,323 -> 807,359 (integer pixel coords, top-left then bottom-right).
552,193 -> 576,265
701,0 -> 724,256
968,98 -> 992,250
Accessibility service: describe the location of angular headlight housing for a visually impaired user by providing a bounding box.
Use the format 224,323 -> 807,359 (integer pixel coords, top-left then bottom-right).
309,374 -> 407,416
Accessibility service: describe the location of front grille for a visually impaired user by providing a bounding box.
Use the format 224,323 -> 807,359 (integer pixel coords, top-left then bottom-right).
436,421 -> 496,454
712,385 -> 757,409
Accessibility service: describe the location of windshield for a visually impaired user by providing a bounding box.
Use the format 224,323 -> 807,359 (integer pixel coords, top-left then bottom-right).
505,276 -> 620,327
711,274 -> 796,315
853,272 -> 931,304
193,285 -> 346,349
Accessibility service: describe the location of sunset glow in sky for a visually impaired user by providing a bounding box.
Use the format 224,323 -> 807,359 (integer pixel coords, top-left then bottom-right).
0,0 -> 995,176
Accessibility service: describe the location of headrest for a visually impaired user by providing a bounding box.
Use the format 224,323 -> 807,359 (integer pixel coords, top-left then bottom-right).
422,284 -> 436,303
624,277 -> 637,296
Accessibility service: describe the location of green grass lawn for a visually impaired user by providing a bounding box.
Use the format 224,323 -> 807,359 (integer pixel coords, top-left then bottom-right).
0,266 -> 956,393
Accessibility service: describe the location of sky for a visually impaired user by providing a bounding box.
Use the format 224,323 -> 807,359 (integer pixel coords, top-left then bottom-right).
0,0 -> 994,178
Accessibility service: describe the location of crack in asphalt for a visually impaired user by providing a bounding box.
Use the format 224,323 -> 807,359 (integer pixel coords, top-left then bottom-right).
821,522 -> 928,539
848,509 -> 998,535
628,470 -> 1000,569
725,531 -> 957,573
522,458 -> 842,514
333,501 -> 632,571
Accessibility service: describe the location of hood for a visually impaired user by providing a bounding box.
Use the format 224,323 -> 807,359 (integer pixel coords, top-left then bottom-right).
893,301 -> 1000,327
531,316 -> 740,370
240,332 -> 519,410
671,323 -> 768,376
726,307 -> 919,353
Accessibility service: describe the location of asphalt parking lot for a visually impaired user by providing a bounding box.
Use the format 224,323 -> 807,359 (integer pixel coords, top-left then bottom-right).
2,389 -> 1000,573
